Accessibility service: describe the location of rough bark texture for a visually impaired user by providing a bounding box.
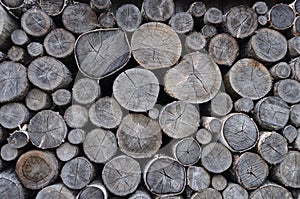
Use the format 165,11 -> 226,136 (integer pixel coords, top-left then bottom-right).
116,4 -> 142,32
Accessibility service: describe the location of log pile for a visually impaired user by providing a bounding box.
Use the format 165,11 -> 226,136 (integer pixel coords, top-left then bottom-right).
0,0 -> 299,198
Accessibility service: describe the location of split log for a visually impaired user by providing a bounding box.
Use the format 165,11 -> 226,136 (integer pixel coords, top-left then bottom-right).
0,103 -> 30,129
246,28 -> 287,63
234,97 -> 254,113
39,0 -> 68,16
144,156 -> 186,196
164,51 -> 222,103
7,46 -> 29,63
16,150 -> 59,190
190,188 -> 222,199
225,58 -> 273,100
195,128 -> 212,145
98,12 -> 116,28
250,183 -> 293,199
83,128 -> 117,163
293,16 -> 300,36
113,68 -> 159,112
11,29 -> 29,46
208,33 -> 239,66
7,129 -> 29,149
258,15 -> 268,26
51,89 -> 71,106
273,79 -> 300,104
257,131 -> 288,164
0,61 -> 28,103
224,5 -> 258,39
129,190 -> 151,199
222,183 -> 248,199
116,4 -> 142,32
159,101 -> 200,139
211,175 -> 227,191
68,129 -> 86,145
187,166 -> 210,192
27,42 -> 44,58
254,96 -> 290,130
89,96 -> 123,129
173,138 -> 201,166
148,107 -> 160,120
290,57 -> 300,81
25,88 -> 51,111
21,8 -> 53,37
56,142 -> 79,162
188,1 -> 206,18
117,114 -> 161,158
102,155 -> 141,196
288,36 -> 300,57
36,183 -> 75,199
44,28 -> 75,59
28,56 -> 72,91
201,24 -> 217,38
90,0 -> 111,12
75,28 -> 131,79
77,180 -> 108,199
271,151 -> 300,188
1,144 -> 20,161
201,117 -> 222,134
252,1 -> 268,15
62,3 -> 98,34
61,157 -> 95,190
0,171 -> 26,199
185,32 -> 206,53
268,4 -> 295,30
169,12 -> 194,34
269,62 -> 291,80
203,7 -> 223,25
72,78 -> 101,105
201,142 -> 232,173
282,125 -> 298,143
290,104 -> 300,127
64,105 -> 88,128
142,0 -> 175,22
0,5 -> 18,51
131,22 -> 181,69
28,110 -> 67,149
209,92 -> 233,117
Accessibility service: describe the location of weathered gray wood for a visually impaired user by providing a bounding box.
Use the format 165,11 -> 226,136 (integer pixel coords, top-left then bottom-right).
64,105 -> 88,128
295,130 -> 300,150
290,104 -> 300,127
221,113 -> 259,152
195,128 -> 212,145
190,188 -> 222,199
185,32 -> 206,53
201,142 -> 232,173
7,129 -> 29,149
61,157 -> 95,190
21,8 -> 53,37
209,92 -> 233,117
36,183 -> 75,199
117,114 -> 161,158
188,1 -> 206,18
233,152 -> 269,190
39,0 -> 68,16
113,68 -> 159,112
89,96 -> 123,129
0,5 -> 18,51
28,56 -> 72,91
27,42 -> 44,58
28,110 -> 67,149
0,51 -> 6,62
52,89 -> 71,106
274,79 -> 300,104
269,62 -> 291,80
288,36 -> 300,57
44,28 -> 75,59
203,7 -> 223,25
148,107 -> 160,120
159,101 -> 200,138
16,150 -> 59,190
169,12 -> 194,34
224,5 -> 258,39
292,0 -> 300,14
164,51 -> 222,103
25,88 -> 51,111
234,97 -> 254,113
90,0 -> 111,12
103,155 -> 141,196
211,175 -> 227,191
174,138 -> 201,166
98,12 -> 116,28
0,61 -> 28,103
208,33 -> 239,66
0,103 -> 30,129
282,125 -> 298,143
11,29 -> 29,46
250,183 -> 293,199
131,22 -> 181,69
56,142 -> 79,162
246,28 -> 287,63
290,56 -> 300,81
293,16 -> 300,36
68,128 -> 86,145
0,170 -> 26,199
254,96 -> 290,130
1,0 -> 24,10
62,3 -> 98,34
129,190 -> 151,199
155,196 -> 183,199
0,144 -> 20,161
75,28 -> 131,79
77,180 -> 108,199
268,4 -> 295,30
201,24 -> 217,38
222,183 -> 248,199
225,58 -> 272,100
116,4 -> 142,32
142,0 -> 175,22
257,131 -> 288,164
257,15 -> 268,26
83,128 -> 117,163
187,166 -> 210,192
7,46 -> 29,63
144,156 -> 186,196
72,78 -> 101,105
252,1 -> 268,15
201,116 -> 222,134
271,151 -> 300,188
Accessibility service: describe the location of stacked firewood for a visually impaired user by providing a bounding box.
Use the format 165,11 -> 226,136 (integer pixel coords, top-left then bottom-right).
0,0 -> 299,198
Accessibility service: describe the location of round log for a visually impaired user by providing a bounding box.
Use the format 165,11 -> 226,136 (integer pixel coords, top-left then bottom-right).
39,0 -> 68,16
27,42 -> 44,58
195,128 -> 212,145
117,114 -> 161,158
36,183 -> 75,199
188,1 -> 206,18
16,150 -> 59,190
258,15 -> 268,26
234,97 -> 254,113
250,183 -> 293,199
169,12 -> 194,34
11,29 -> 29,46
269,62 -> 291,80
187,166 -> 210,192
203,7 -> 223,25
0,171 -> 26,199
164,51 -> 222,104
98,12 -> 116,28
1,144 -> 20,161
288,36 -> 300,57
113,68 -> 159,112
209,92 -> 233,117
252,1 -> 268,15
274,79 -> 300,104
0,103 -> 30,129
201,116 -> 222,134
201,24 -> 217,38
268,3 -> 295,30
76,180 -> 108,199
148,107 -> 160,120
7,129 -> 29,149
142,0 -> 175,22
290,103 -> 300,127
116,4 -> 142,32
28,110 -> 67,149
90,0 -> 111,12
282,125 -> 298,143
173,138 -> 201,166
185,32 -> 206,53
51,89 -> 71,106
72,78 -> 101,105
131,22 -> 181,69
56,142 -> 79,162
211,175 -> 227,191
68,128 -> 86,145
7,46 -> 29,63
159,101 -> 200,139
190,188 -> 222,199
222,183 -> 248,199
25,88 -> 51,111
64,105 -> 88,128
129,190 -> 151,199
293,16 -> 300,36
